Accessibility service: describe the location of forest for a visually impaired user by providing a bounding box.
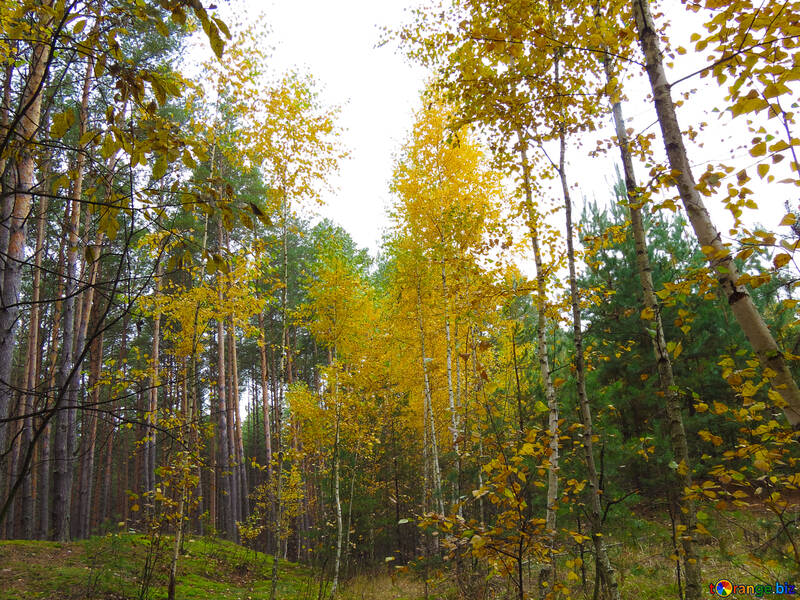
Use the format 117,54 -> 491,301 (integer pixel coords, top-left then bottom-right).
0,0 -> 798,599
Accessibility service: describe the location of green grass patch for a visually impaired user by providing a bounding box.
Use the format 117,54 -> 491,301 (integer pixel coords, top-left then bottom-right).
0,534 -> 314,600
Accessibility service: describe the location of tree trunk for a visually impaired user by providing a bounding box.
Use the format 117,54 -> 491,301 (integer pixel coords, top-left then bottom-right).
37,249 -> 65,539
416,284 -> 444,516
517,138 -> 561,597
558,121 -> 620,599
440,261 -> 459,456
215,299 -> 232,537
603,50 -> 701,599
19,191 -> 48,539
78,316 -> 103,539
632,0 -> 800,427
342,451 -> 358,577
167,360 -> 192,600
329,404 -> 342,599
101,312 -> 127,526
228,321 -> 247,525
0,12 -> 52,499
145,260 -> 162,500
51,50 -> 94,541
259,312 -> 273,479
52,200 -> 79,541
5,385 -> 22,537
224,318 -> 240,531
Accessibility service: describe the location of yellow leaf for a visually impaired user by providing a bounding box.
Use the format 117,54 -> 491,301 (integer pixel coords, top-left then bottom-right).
757,163 -> 770,178
774,253 -> 791,269
779,213 -> 797,227
750,142 -> 766,157
754,458 -> 770,472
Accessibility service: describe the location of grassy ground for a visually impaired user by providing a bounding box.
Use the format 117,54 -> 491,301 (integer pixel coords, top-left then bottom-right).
1,505 -> 798,599
0,533 -> 315,600
402,503 -> 800,599
601,505 -> 800,599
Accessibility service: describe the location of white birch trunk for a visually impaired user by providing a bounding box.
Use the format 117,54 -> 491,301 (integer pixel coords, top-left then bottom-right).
632,0 -> 800,427
516,137 -> 561,596
602,50 -> 702,599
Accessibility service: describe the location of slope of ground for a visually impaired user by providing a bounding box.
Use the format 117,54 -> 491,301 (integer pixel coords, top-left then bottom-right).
0,533 -> 314,600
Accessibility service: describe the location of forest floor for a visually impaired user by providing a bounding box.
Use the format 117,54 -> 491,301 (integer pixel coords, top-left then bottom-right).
0,533 -> 315,600
0,505 -> 797,599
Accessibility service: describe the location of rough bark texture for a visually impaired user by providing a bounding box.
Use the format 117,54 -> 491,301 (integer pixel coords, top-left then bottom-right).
19,191 -> 48,539
0,20 -> 51,491
632,0 -> 800,427
77,317 -> 103,539
52,196 -> 81,540
37,250 -> 65,539
229,321 -> 248,521
604,53 -> 701,599
225,319 -> 240,530
53,55 -> 94,540
215,220 -> 233,539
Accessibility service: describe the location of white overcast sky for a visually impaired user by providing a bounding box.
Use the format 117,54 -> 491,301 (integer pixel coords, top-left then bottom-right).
218,0 -> 429,253
208,0 -> 795,259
